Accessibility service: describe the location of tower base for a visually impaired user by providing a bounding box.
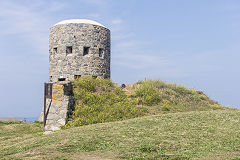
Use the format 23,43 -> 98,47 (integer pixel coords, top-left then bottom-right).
39,82 -> 74,132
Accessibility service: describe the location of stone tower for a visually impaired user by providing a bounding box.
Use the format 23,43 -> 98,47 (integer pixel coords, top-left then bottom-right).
49,19 -> 111,82
40,19 -> 111,132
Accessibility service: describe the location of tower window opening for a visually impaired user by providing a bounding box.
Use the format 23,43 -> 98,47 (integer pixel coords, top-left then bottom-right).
66,46 -> 72,54
58,77 -> 66,81
50,76 -> 53,82
53,47 -> 57,54
99,48 -> 104,58
74,75 -> 81,79
83,46 -> 90,56
104,75 -> 108,79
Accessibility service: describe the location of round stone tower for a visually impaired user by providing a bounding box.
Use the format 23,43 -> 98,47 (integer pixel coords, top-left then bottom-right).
49,19 -> 111,83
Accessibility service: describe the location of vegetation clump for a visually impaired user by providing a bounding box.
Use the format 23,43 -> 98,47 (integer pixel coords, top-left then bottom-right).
64,77 -> 146,128
132,80 -> 225,114
64,78 -> 227,128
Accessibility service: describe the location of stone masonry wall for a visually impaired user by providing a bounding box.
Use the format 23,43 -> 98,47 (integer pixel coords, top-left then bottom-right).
44,82 -> 74,131
49,23 -> 111,83
40,21 -> 111,132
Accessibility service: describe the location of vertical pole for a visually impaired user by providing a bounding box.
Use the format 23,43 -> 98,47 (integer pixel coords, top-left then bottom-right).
44,83 -> 47,131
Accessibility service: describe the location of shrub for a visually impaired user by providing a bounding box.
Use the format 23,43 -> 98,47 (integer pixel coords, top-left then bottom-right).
134,82 -> 161,106
73,76 -> 113,92
64,77 -> 147,128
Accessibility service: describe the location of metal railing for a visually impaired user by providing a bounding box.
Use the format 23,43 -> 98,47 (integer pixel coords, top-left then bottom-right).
44,83 -> 53,131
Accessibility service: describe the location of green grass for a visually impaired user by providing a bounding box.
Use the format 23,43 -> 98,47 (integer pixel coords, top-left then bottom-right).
65,77 -> 229,128
1,78 -> 237,159
132,80 -> 225,113
1,110 -> 240,159
64,77 -> 146,128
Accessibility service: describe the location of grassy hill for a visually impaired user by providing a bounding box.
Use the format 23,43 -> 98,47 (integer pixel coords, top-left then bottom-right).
1,110 -> 240,159
1,77 -> 238,159
64,77 -> 228,128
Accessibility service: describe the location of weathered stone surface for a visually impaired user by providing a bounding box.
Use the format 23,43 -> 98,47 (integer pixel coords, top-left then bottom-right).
49,22 -> 111,82
39,19 -> 111,132
43,82 -> 73,132
57,118 -> 66,125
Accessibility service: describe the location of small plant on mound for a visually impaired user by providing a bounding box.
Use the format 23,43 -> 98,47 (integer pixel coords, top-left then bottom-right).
133,81 -> 162,105
64,77 -> 147,128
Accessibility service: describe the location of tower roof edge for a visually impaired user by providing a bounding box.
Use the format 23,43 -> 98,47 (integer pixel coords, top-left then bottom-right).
53,19 -> 106,28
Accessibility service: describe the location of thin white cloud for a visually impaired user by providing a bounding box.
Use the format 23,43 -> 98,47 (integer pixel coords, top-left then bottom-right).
114,40 -> 137,49
84,0 -> 108,6
47,1 -> 67,12
111,19 -> 123,25
112,50 -> 186,80
113,51 -> 172,69
0,1 -> 67,54
88,13 -> 101,19
112,32 -> 134,40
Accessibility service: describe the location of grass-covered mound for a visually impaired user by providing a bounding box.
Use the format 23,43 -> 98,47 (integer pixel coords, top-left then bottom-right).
64,77 -> 227,128
131,80 -> 225,114
64,77 -> 146,128
1,110 -> 240,159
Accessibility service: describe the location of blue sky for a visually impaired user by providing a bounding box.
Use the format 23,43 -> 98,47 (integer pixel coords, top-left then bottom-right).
0,0 -> 239,118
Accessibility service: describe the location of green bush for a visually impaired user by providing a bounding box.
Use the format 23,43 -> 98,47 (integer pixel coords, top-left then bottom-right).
73,76 -> 113,92
134,82 -> 161,106
64,77 -> 147,128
